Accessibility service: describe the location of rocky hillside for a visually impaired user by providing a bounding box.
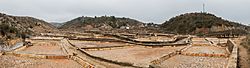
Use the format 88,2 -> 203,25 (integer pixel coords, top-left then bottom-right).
161,12 -> 249,34
60,16 -> 146,31
0,13 -> 56,45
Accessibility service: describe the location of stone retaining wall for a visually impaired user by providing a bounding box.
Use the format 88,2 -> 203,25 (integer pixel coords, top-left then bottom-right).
226,39 -> 238,68
191,44 -> 211,46
83,46 -> 134,51
101,34 -> 189,45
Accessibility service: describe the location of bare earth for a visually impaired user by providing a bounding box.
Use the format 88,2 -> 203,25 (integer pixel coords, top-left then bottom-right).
157,55 -> 228,68
86,46 -> 186,67
69,40 -> 131,48
0,55 -> 83,68
17,41 -> 65,55
184,46 -> 229,54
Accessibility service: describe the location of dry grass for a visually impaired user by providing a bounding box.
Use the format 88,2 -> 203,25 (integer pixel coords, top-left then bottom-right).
241,35 -> 250,57
239,35 -> 250,68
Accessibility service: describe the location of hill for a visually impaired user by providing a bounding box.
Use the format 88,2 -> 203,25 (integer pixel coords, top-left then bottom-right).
0,13 -> 56,46
60,16 -> 146,31
160,12 -> 249,35
50,22 -> 64,27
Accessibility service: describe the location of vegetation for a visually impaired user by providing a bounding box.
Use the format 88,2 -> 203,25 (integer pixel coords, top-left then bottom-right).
60,16 -> 144,30
240,35 -> 250,66
241,35 -> 250,54
161,12 -> 249,34
0,23 -> 28,40
0,12 -> 56,45
196,32 -> 205,37
0,23 -> 18,37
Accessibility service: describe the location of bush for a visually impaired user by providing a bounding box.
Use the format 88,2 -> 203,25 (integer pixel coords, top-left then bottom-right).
0,23 -> 19,38
0,24 -> 18,34
196,32 -> 205,37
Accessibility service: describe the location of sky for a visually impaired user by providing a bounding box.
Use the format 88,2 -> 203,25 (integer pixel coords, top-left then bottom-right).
0,0 -> 249,25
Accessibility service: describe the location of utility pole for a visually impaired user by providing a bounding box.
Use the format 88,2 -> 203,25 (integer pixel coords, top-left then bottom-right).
203,3 -> 205,13
202,3 -> 205,34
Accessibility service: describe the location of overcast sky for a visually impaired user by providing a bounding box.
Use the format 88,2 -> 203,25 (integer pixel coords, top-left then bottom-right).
0,0 -> 249,25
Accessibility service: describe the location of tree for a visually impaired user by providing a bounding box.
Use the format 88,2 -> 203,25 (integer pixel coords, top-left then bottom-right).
110,16 -> 116,22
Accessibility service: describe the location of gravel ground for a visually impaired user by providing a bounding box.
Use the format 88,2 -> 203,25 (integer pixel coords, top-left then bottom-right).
0,55 -> 83,68
158,55 -> 228,68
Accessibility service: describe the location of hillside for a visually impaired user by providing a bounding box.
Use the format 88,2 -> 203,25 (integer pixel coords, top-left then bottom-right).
50,22 -> 64,27
161,12 -> 249,34
60,16 -> 147,31
0,13 -> 56,46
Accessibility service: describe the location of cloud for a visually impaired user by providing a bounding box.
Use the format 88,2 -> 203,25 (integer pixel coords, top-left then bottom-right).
0,0 -> 249,25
